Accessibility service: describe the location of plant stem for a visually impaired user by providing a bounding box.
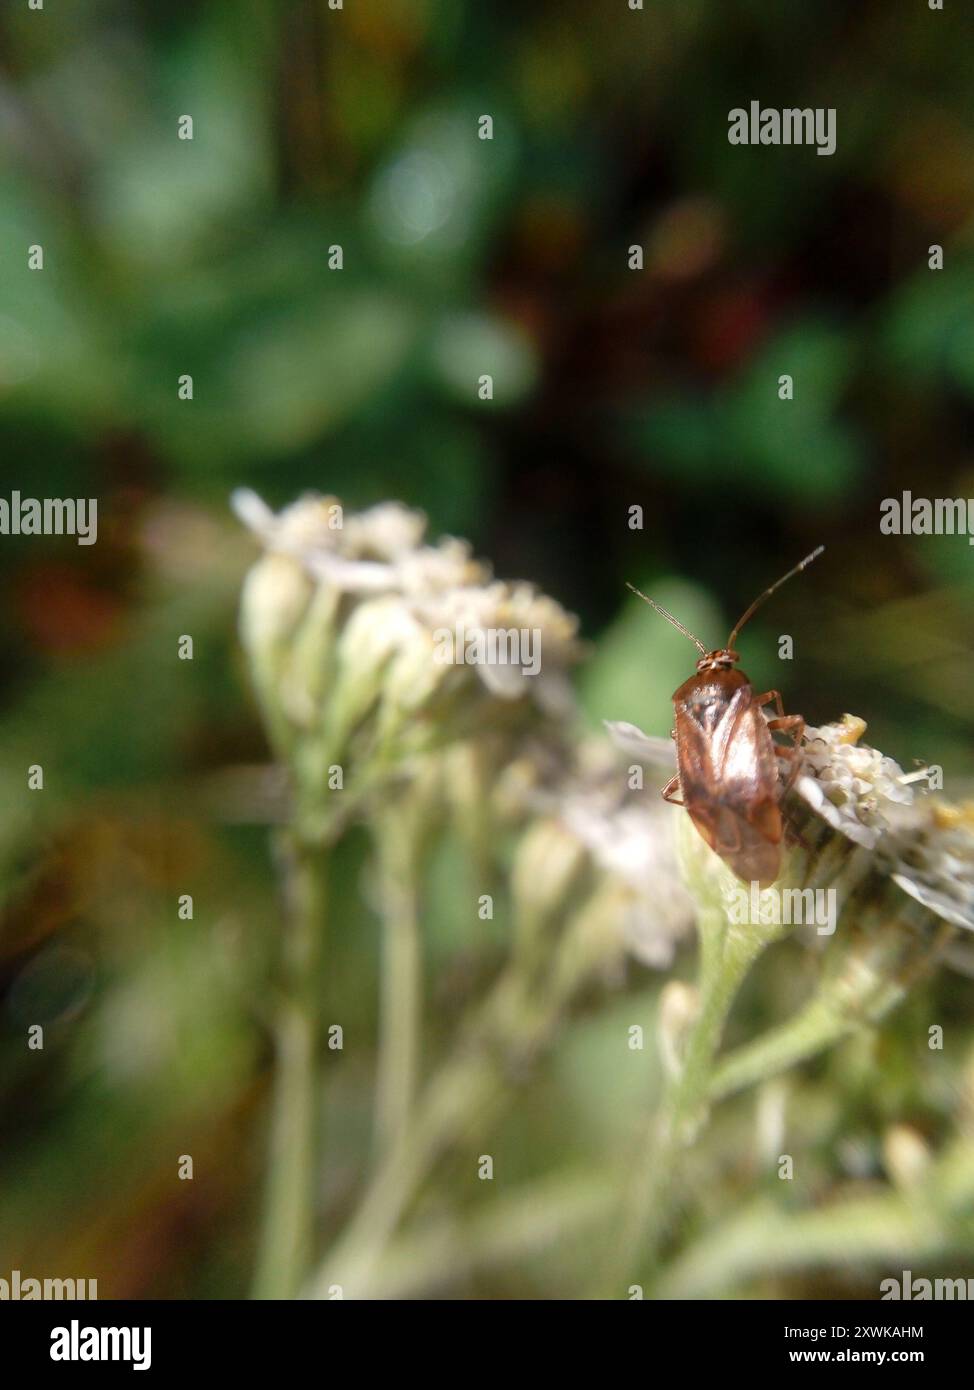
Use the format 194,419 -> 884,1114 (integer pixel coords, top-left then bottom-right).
373,809 -> 423,1160
710,910 -> 955,1102
305,886 -> 617,1298
251,830 -> 327,1299
709,996 -> 855,1101
306,1047 -> 500,1297
604,906 -> 783,1292
655,1192 -> 951,1299
351,1172 -> 613,1299
657,1131 -> 974,1298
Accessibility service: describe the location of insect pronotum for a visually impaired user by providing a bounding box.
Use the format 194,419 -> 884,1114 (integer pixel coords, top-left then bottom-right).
627,545 -> 825,887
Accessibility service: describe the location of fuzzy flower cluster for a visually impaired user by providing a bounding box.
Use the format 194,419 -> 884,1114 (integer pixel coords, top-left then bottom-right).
232,490 -> 582,836
795,715 -> 915,849
882,801 -> 974,933
233,489 -> 487,596
233,489 -> 581,715
793,716 -> 974,935
552,742 -> 694,969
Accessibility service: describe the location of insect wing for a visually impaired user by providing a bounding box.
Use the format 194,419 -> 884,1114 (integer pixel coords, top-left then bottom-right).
675,686 -> 783,886
674,686 -> 769,803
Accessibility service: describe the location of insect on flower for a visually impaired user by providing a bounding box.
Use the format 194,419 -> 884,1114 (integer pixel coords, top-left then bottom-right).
627,547 -> 825,888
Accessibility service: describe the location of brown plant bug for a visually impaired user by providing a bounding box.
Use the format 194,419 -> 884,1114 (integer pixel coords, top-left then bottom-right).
627,546 -> 824,888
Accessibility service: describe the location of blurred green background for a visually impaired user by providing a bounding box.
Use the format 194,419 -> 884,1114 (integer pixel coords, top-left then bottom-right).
2,0 -> 974,1298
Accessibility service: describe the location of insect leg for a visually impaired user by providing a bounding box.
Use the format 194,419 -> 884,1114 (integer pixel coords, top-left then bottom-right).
766,712 -> 804,732
761,705 -> 811,851
753,689 -> 786,720
757,705 -> 805,802
783,810 -> 813,853
773,746 -> 813,852
772,740 -> 804,794
660,773 -> 684,806
755,691 -> 804,750
767,712 -> 805,750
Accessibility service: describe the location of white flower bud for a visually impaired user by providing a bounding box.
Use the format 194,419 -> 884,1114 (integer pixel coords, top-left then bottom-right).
239,553 -> 315,704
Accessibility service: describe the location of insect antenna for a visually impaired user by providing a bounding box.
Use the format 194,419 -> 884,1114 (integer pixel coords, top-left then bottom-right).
626,582 -> 708,656
726,545 -> 825,649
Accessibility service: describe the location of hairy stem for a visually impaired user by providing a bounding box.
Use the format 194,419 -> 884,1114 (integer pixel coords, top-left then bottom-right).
373,810 -> 423,1160
710,911 -> 955,1102
604,906 -> 778,1292
251,831 -> 327,1299
305,886 -> 617,1298
710,996 -> 856,1102
353,1172 -> 613,1299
